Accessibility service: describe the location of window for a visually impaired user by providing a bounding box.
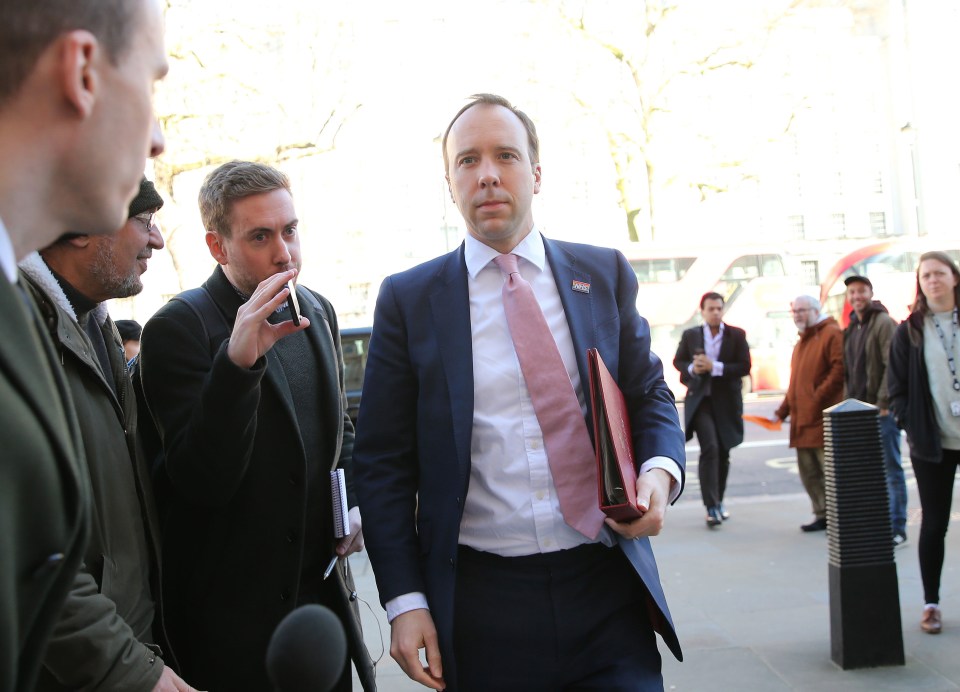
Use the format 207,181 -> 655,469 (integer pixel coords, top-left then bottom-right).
629,257 -> 696,283
869,212 -> 887,236
787,215 -> 806,239
801,260 -> 819,286
831,213 -> 847,237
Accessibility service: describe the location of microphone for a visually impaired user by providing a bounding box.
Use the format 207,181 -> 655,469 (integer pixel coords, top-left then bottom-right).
265,604 -> 348,692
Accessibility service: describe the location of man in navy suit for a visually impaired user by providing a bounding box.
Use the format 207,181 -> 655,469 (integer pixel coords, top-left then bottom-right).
673,293 -> 751,528
354,94 -> 686,691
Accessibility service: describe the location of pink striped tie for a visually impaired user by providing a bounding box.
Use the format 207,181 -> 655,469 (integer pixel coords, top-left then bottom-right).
493,253 -> 606,539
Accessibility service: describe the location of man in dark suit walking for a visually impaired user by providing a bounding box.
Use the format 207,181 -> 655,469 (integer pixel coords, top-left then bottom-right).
354,94 -> 686,691
673,292 -> 751,528
139,161 -> 374,692
0,2 -> 167,689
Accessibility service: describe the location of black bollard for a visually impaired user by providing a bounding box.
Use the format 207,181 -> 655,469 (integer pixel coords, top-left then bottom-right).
823,399 -> 904,669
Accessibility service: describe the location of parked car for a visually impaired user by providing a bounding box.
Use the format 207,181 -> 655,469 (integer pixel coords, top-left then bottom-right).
340,326 -> 371,427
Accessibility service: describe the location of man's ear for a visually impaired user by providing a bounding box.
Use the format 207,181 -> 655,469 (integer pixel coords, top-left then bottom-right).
206,231 -> 228,265
58,30 -> 100,118
445,175 -> 455,203
66,234 -> 91,249
532,163 -> 542,195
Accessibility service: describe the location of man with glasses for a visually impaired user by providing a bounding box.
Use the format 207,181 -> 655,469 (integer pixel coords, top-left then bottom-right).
19,180 -> 198,691
771,295 -> 844,532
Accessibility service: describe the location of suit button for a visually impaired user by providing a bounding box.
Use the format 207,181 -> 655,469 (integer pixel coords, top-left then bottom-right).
280,588 -> 291,601
286,531 -> 297,543
288,474 -> 299,486
449,557 -> 455,568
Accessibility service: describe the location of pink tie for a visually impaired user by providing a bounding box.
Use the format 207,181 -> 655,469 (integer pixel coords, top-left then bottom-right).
493,253 -> 606,539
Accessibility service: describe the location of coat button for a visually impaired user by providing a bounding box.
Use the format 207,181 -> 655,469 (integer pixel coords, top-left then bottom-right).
280,588 -> 291,601
449,557 -> 455,568
286,531 -> 297,543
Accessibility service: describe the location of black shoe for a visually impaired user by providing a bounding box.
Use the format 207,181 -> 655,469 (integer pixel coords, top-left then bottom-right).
705,506 -> 722,528
719,503 -> 730,521
801,517 -> 827,532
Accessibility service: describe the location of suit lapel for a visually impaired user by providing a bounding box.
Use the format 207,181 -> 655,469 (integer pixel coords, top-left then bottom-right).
544,239 -> 594,387
429,246 -> 474,484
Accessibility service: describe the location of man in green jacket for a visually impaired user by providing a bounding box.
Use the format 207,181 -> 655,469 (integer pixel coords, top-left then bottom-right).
0,2 -> 168,689
842,275 -> 907,547
20,180 -> 198,692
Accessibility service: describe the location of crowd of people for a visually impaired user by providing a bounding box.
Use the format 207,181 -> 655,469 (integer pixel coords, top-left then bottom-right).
2,2 -> 958,691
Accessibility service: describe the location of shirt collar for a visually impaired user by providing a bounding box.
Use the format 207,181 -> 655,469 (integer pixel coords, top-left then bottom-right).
702,322 -> 725,337
0,215 -> 17,284
464,227 -> 545,279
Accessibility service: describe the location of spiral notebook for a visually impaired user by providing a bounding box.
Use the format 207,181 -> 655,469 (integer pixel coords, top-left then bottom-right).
330,469 -> 350,538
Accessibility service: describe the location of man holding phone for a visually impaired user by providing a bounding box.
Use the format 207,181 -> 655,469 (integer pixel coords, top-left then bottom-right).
673,292 -> 752,528
138,161 -> 374,691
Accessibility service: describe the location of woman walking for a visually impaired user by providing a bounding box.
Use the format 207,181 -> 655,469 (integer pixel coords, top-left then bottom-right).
888,251 -> 960,634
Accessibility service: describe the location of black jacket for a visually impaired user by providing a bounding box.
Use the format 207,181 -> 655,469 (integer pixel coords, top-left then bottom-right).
888,311 -> 941,464
139,266 -> 374,691
673,322 -> 751,450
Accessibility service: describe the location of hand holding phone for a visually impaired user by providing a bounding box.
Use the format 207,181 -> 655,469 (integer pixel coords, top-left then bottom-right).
286,279 -> 301,326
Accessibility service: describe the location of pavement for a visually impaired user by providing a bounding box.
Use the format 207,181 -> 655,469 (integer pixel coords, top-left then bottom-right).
349,481 -> 960,691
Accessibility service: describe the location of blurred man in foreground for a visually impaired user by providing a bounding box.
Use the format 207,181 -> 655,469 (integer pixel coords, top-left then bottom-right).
0,1 -> 167,687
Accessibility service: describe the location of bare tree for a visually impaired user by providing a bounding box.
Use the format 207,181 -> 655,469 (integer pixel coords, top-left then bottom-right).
544,0 -> 810,242
153,2 -> 362,289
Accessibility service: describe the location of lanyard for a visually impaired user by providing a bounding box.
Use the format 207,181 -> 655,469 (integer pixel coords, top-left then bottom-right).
932,307 -> 960,392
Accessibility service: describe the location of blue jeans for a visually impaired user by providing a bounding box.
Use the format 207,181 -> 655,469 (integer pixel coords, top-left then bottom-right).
881,413 -> 907,535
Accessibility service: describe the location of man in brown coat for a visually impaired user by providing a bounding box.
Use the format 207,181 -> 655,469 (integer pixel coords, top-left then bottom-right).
773,295 -> 845,532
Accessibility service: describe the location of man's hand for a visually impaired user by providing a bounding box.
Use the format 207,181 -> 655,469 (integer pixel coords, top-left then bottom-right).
150,665 -> 203,692
390,609 -> 446,690
605,468 -> 673,539
227,269 -> 310,369
692,353 -> 713,375
336,506 -> 364,556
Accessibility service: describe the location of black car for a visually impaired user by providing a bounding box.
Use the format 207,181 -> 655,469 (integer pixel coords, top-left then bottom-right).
340,326 -> 371,427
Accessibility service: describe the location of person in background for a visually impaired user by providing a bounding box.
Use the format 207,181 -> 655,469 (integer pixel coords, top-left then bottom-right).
354,93 -> 685,691
117,319 -> 144,364
772,295 -> 844,533
20,179 -> 197,691
674,291 -> 751,528
139,161 -> 374,691
841,274 -> 907,548
0,1 -> 168,688
888,251 -> 960,635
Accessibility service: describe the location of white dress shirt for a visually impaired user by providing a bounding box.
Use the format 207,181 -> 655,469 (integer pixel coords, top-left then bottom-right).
0,215 -> 18,283
385,230 -> 681,621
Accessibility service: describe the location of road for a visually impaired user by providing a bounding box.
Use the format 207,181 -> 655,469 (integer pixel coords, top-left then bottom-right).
675,395 -> 913,508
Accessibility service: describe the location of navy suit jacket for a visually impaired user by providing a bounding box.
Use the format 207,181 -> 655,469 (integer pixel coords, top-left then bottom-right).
353,237 -> 686,679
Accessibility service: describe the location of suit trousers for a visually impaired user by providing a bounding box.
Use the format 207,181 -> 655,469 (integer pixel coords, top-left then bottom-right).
796,447 -> 826,519
453,543 -> 662,692
691,397 -> 729,508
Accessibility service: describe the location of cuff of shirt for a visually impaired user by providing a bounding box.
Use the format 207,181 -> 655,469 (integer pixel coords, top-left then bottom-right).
712,361 -> 724,377
640,456 -> 683,504
385,592 -> 430,623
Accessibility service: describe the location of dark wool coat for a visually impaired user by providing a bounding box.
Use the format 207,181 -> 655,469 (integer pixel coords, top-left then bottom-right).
673,322 -> 752,451
139,266 -> 375,692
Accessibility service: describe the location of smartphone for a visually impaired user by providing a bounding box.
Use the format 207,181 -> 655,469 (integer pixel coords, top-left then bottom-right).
286,279 -> 301,326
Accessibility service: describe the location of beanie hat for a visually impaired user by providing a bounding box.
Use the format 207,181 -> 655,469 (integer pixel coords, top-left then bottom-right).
128,178 -> 164,218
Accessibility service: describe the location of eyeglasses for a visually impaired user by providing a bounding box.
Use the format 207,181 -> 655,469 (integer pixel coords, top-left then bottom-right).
134,211 -> 155,230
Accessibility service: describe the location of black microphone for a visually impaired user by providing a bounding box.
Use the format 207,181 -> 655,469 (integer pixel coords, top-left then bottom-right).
265,604 -> 348,692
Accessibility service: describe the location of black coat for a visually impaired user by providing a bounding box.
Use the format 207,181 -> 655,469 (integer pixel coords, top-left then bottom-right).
673,323 -> 751,450
139,266 -> 374,691
888,311 -> 942,464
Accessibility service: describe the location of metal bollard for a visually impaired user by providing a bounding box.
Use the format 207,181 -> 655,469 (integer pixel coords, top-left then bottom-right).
824,399 -> 904,669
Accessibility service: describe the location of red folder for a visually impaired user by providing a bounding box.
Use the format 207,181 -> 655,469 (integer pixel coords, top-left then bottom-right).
587,348 -> 643,521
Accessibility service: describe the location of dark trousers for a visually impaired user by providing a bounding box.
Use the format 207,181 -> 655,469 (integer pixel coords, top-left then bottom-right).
692,397 -> 729,508
453,543 -> 662,692
912,449 -> 960,604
